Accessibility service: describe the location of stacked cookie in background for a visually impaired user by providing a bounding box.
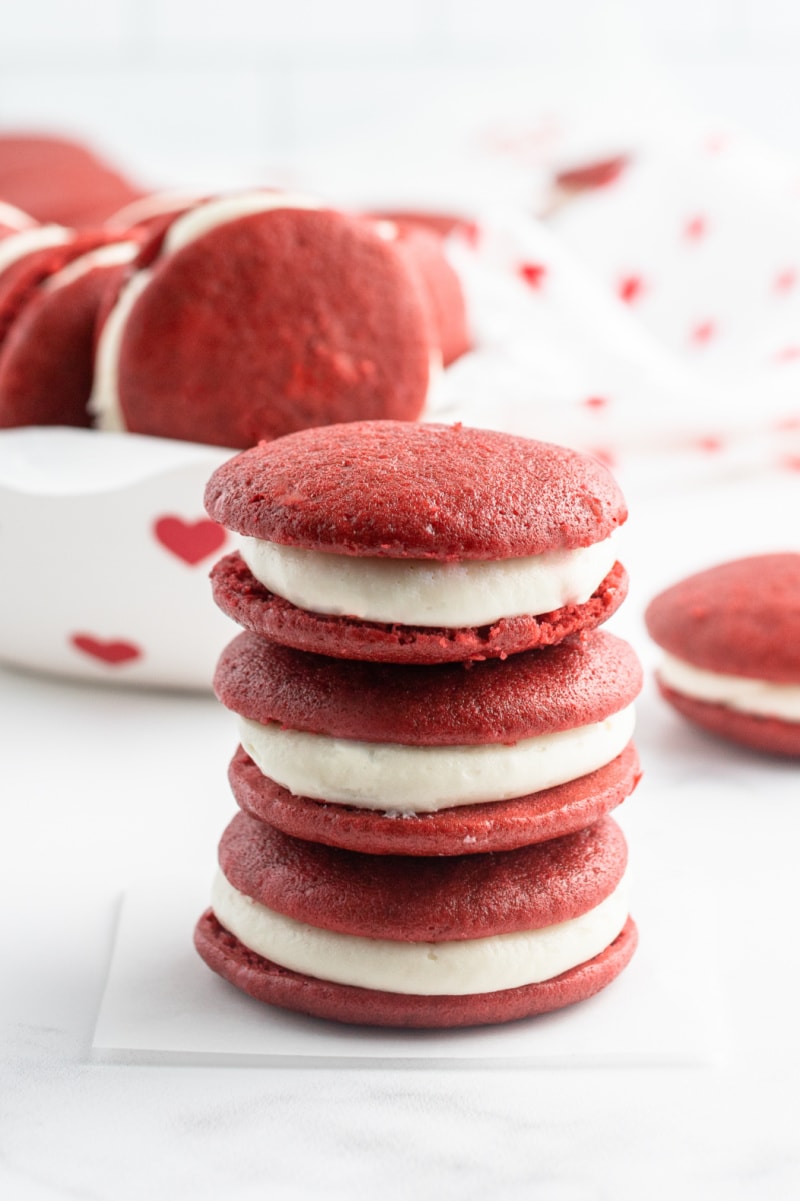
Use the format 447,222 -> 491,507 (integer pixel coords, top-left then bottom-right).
195,421 -> 643,1028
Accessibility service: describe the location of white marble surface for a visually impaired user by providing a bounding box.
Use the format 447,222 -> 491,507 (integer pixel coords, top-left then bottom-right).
2,458 -> 800,1199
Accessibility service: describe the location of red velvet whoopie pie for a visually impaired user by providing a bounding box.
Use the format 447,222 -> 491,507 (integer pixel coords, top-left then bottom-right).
195,812 -> 637,1028
646,553 -> 800,756
206,420 -> 630,664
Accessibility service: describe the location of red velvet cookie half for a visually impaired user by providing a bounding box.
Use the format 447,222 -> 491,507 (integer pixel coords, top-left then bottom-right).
214,628 -> 642,854
646,553 -> 800,756
194,812 -> 636,1027
206,421 -> 629,663
369,216 -> 471,366
91,193 -> 434,448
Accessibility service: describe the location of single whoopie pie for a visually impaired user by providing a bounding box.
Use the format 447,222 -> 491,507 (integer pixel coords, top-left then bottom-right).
0,238 -> 139,428
194,812 -> 637,1028
206,421 -> 630,663
0,225 -> 119,359
646,552 -> 800,756
213,627 -> 642,854
89,192 -> 434,448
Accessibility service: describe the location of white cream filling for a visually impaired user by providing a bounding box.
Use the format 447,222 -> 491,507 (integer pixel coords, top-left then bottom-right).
89,268 -> 153,430
162,190 -> 321,256
237,704 -> 635,813
0,224 -> 70,276
210,868 -> 630,996
105,190 -> 207,230
658,652 -> 800,722
373,219 -> 399,241
239,534 -> 617,628
43,240 -> 139,293
0,200 -> 36,232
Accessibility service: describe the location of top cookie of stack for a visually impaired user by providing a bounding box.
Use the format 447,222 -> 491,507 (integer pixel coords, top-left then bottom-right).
205,420 -> 629,664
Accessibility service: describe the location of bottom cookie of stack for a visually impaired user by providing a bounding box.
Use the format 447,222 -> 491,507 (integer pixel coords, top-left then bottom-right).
194,812 -> 637,1028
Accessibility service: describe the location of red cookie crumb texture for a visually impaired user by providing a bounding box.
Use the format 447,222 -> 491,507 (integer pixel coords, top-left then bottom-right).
210,552 -> 629,663
214,627 -> 642,745
645,553 -> 800,682
656,683 -> 800,757
0,249 -> 135,428
228,740 -> 642,855
111,207 -> 433,448
193,910 -> 637,1028
216,811 -> 628,939
204,422 -> 628,558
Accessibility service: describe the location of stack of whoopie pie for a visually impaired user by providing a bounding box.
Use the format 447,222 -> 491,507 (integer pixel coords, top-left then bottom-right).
195,421 -> 643,1028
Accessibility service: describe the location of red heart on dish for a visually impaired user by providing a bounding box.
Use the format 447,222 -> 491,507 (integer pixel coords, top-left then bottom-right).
153,515 -> 227,565
70,634 -> 142,665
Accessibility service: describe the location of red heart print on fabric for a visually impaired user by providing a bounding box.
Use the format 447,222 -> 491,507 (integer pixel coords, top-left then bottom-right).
555,155 -> 629,192
691,320 -> 716,345
684,215 -> 708,241
518,262 -> 547,289
153,515 -> 227,566
70,634 -> 142,665
694,436 -> 724,453
773,269 -> 796,293
618,274 -> 644,303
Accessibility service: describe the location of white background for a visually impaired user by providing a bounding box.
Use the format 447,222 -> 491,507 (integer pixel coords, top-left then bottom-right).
2,1 -> 800,193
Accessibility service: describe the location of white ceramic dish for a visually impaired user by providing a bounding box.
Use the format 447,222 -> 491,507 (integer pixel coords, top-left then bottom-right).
0,426 -> 239,690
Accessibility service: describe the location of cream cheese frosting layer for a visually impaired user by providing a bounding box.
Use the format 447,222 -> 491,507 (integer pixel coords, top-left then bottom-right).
44,241 -> 139,293
658,653 -> 800,722
106,190 -> 207,230
238,534 -> 618,628
0,200 -> 36,233
237,705 -> 636,813
162,191 -> 321,256
0,224 -> 70,276
89,268 -> 152,430
211,869 -> 630,996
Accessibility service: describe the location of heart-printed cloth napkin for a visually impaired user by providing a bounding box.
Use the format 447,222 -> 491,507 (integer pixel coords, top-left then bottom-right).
430,124 -> 800,499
